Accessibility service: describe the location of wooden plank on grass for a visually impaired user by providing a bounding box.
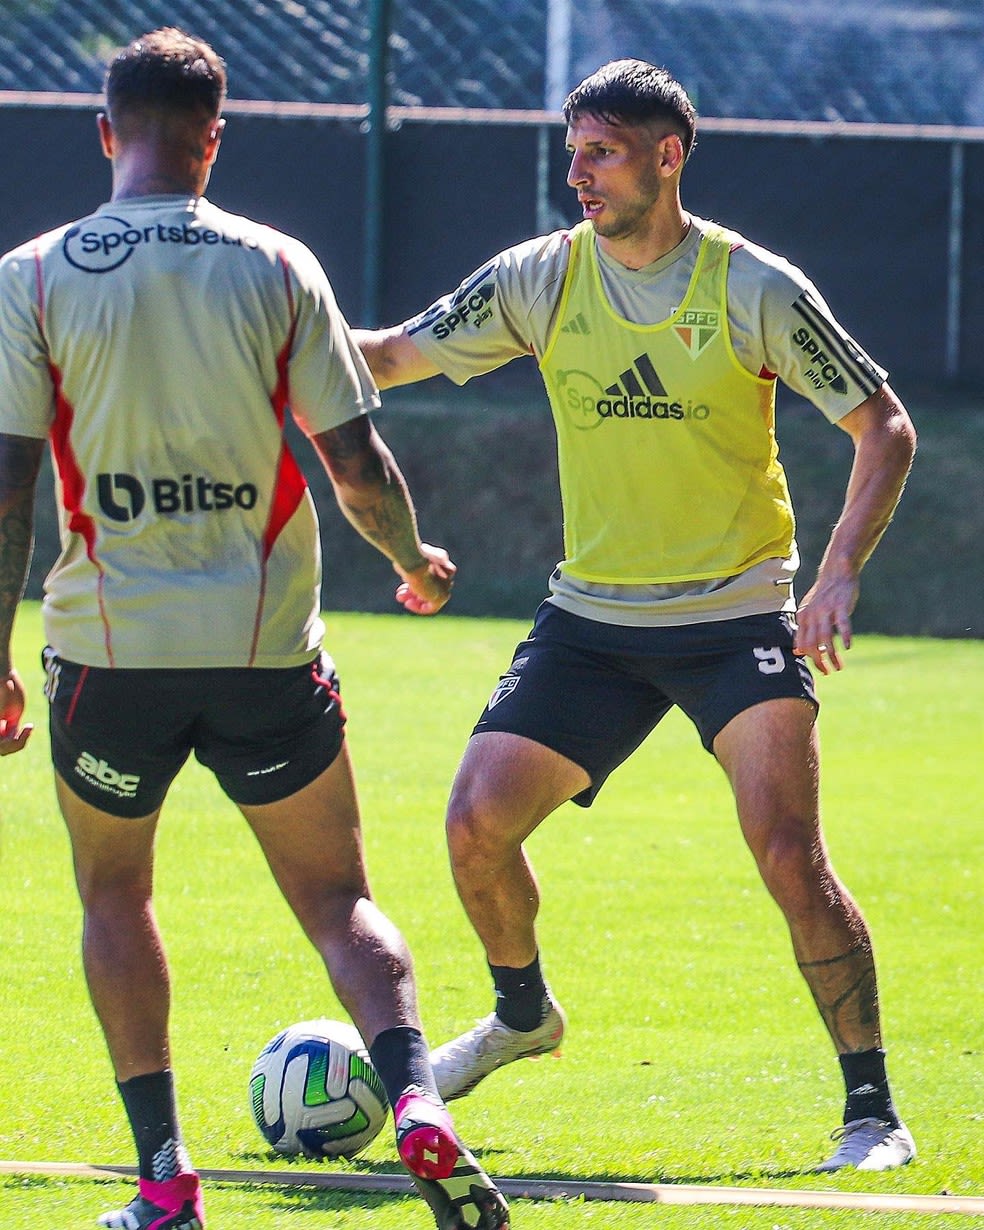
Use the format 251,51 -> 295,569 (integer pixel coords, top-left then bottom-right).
2,1160 -> 982,1215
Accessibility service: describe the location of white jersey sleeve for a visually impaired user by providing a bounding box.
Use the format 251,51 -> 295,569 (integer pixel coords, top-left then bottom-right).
0,236 -> 63,439
275,231 -> 379,436
405,232 -> 572,383
726,234 -> 887,422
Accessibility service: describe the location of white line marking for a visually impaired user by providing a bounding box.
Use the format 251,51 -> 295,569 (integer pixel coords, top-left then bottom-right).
1,1160 -> 981,1215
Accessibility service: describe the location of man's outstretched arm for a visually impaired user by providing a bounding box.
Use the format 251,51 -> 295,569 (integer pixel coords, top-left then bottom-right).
351,326 -> 441,390
311,415 -> 455,615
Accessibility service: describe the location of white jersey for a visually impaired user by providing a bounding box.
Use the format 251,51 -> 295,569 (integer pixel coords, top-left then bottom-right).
0,195 -> 378,667
407,216 -> 887,625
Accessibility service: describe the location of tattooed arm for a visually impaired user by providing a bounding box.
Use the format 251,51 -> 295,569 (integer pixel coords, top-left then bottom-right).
0,432 -> 44,753
310,415 -> 455,616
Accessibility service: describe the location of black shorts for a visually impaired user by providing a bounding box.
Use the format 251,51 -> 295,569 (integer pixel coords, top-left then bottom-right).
43,648 -> 346,818
473,603 -> 817,807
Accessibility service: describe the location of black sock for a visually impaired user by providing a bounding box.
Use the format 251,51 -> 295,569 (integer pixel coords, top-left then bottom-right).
839,1048 -> 899,1126
117,1069 -> 191,1182
490,955 -> 548,1031
368,1026 -> 439,1108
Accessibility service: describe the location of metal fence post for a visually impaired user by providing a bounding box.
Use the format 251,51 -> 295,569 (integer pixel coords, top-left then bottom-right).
364,0 -> 392,327
545,0 -> 572,112
945,139 -> 964,383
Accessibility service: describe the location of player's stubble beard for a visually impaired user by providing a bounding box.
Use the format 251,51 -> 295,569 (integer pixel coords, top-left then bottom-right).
588,160 -> 664,243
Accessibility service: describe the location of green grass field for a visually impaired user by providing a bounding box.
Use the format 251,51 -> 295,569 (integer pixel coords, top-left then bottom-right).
1,603 -> 981,1228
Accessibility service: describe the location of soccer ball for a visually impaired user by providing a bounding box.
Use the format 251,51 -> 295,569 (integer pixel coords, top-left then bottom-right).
249,1018 -> 389,1159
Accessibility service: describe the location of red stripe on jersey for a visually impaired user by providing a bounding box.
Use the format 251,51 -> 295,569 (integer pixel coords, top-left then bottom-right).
249,253 -> 310,665
37,247 -> 114,665
48,366 -> 114,665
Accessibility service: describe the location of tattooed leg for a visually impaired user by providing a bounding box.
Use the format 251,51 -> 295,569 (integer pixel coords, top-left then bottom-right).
797,943 -> 882,1054
713,697 -> 885,1053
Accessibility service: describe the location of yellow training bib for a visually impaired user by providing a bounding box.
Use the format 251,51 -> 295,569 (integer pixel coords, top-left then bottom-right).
540,222 -> 794,583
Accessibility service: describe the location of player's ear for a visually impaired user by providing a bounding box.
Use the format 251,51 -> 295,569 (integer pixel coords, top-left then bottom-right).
201,118 -> 225,191
658,132 -> 686,176
96,112 -> 114,160
206,117 -> 226,165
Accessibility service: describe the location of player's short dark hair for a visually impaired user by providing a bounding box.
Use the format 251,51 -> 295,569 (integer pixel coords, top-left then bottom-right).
105,27 -> 227,124
563,59 -> 697,159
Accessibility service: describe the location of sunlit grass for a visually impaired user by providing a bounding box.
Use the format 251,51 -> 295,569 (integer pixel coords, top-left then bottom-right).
2,604 -> 981,1228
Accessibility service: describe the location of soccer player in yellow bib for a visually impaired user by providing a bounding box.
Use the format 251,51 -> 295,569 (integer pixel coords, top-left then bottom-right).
354,59 -> 917,1173
0,27 -> 508,1230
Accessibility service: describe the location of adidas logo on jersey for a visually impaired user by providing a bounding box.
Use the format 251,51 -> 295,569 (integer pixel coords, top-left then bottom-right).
596,353 -> 711,421
561,312 -> 590,335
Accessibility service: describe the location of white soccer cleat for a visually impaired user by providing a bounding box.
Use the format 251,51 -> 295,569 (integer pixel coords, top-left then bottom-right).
430,996 -> 566,1102
816,1117 -> 916,1172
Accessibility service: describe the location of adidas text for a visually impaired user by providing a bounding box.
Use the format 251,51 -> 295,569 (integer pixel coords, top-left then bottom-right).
597,395 -> 710,420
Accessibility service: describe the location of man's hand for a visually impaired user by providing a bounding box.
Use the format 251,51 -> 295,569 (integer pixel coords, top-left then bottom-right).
0,669 -> 33,755
793,571 -> 858,675
394,544 -> 456,615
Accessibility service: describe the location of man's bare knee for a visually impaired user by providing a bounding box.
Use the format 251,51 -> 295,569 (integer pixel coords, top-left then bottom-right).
446,786 -> 508,869
753,821 -> 843,919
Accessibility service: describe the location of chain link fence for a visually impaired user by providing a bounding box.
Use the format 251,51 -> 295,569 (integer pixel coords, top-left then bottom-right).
389,0 -> 546,109
561,0 -> 984,125
0,0 -> 545,109
3,0 -> 984,125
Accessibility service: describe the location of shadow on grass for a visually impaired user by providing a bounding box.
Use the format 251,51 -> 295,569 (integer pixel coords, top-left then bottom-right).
234,1185 -> 412,1216
0,1174 -> 404,1220
231,1147 -> 824,1190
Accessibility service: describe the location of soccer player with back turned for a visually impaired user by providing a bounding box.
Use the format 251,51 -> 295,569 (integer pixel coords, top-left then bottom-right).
0,27 -> 508,1230
355,58 -> 918,1172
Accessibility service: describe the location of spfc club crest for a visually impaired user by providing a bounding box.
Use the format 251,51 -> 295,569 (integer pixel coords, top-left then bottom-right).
674,309 -> 720,356
487,675 -> 520,709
